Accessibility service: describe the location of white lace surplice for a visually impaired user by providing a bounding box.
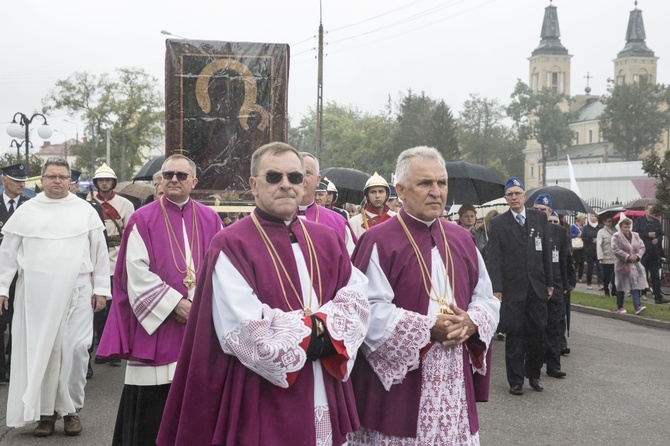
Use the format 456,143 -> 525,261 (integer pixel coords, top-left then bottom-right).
348,243 -> 499,445
212,243 -> 369,446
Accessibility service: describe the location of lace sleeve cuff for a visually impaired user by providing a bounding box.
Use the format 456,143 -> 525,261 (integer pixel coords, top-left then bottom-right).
363,310 -> 436,391
314,286 -> 370,381
220,304 -> 311,388
466,305 -> 497,375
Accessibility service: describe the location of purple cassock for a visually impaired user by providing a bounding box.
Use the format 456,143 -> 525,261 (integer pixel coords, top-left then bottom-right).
157,210 -> 362,446
97,198 -> 222,365
299,202 -> 358,244
351,208 -> 492,438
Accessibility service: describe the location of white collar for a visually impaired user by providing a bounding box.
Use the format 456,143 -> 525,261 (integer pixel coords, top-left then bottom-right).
166,196 -> 190,210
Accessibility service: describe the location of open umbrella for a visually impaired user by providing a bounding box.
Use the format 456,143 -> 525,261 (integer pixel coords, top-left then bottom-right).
133,155 -> 165,181
525,185 -> 595,214
445,161 -> 504,205
624,197 -> 655,210
320,167 -> 371,205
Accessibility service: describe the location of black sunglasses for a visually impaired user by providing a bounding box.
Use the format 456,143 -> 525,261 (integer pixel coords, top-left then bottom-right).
263,171 -> 304,185
162,171 -> 190,181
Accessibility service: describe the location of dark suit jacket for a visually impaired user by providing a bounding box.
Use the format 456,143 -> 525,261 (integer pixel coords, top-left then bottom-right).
487,208 -> 553,302
0,195 -> 30,246
549,223 -> 569,293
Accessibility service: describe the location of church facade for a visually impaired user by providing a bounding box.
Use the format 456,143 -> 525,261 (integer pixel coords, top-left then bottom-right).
523,2 -> 664,204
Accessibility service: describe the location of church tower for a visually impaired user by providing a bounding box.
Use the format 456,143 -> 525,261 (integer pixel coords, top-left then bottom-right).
613,2 -> 658,85
528,1 -> 572,95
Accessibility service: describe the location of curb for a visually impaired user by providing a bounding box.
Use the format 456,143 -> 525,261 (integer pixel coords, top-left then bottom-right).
570,303 -> 670,331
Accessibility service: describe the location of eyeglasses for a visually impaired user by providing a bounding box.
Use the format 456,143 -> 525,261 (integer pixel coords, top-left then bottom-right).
550,219 -> 560,224
505,191 -> 524,198
42,174 -> 70,182
162,171 -> 190,181
261,171 -> 305,185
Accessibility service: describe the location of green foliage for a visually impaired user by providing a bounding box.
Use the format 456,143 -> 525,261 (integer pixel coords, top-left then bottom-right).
507,80 -> 575,186
42,68 -> 164,180
0,153 -> 43,177
642,150 -> 670,216
392,90 -> 459,166
599,80 -> 670,161
458,94 -> 525,180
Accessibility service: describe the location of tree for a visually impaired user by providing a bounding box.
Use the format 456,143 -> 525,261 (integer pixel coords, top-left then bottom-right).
643,151 -> 670,216
599,79 -> 670,161
392,90 -> 459,164
507,80 -> 574,186
290,102 -> 397,178
42,68 -> 164,180
458,94 -> 525,179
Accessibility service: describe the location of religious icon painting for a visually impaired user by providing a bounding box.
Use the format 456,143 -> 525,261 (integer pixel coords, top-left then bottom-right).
165,39 -> 289,201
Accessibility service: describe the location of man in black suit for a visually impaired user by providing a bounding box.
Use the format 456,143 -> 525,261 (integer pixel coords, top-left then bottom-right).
0,163 -> 31,382
532,196 -> 569,380
487,178 -> 553,396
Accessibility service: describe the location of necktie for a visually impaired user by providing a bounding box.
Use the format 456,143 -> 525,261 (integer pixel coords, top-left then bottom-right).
8,199 -> 15,216
516,214 -> 525,227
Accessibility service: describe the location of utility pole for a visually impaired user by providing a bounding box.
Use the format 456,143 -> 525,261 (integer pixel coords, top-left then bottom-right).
316,0 -> 324,164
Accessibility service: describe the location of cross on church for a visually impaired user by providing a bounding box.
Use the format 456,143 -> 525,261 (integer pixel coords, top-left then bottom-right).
584,72 -> 593,94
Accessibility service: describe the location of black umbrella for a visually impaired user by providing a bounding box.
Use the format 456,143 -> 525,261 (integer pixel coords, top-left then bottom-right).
445,161 -> 505,205
525,185 -> 595,214
320,167 -> 371,205
624,197 -> 655,210
133,155 -> 165,181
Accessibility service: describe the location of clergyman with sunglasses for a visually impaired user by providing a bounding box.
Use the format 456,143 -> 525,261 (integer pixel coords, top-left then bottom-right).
157,142 -> 370,446
98,154 -> 223,445
0,157 -> 110,436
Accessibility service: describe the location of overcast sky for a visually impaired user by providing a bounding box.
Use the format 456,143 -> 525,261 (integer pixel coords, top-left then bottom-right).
2,0 -> 669,156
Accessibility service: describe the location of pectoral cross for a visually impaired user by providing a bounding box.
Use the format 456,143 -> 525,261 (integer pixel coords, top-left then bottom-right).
183,269 -> 196,290
437,298 -> 452,315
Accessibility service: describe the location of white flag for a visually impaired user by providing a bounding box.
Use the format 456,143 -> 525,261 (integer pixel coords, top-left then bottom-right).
566,155 -> 582,197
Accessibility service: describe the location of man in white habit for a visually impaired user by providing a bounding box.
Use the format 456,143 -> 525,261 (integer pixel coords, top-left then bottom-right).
0,157 -> 110,437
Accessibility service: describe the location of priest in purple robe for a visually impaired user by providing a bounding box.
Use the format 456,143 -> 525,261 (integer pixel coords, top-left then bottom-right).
157,142 -> 370,446
97,154 -> 222,445
348,146 -> 500,445
298,152 -> 358,254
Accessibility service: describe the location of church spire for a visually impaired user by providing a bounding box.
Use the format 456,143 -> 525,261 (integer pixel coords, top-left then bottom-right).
532,1 -> 569,56
617,2 -> 654,58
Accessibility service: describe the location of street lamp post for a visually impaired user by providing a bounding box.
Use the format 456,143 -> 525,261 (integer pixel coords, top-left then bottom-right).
9,139 -> 33,157
6,112 -> 53,169
64,119 -> 79,145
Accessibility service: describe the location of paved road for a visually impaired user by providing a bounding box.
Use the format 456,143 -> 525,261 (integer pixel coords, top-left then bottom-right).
1,311 -> 669,445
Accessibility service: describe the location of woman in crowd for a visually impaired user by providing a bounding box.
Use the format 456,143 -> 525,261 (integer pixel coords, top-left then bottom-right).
597,215 -> 617,297
570,214 -> 586,282
611,217 -> 647,315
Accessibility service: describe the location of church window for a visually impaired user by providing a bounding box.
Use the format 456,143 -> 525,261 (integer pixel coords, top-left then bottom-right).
617,75 -> 626,85
532,73 -> 539,93
588,129 -> 593,143
575,132 -> 579,145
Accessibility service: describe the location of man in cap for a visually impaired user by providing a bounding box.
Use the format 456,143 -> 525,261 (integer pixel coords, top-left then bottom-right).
324,178 -> 350,220
0,163 -> 31,383
91,163 -> 135,365
487,177 -> 553,395
349,172 -> 396,238
298,152 -> 357,254
386,186 -> 401,213
157,142 -> 369,445
97,154 -> 222,445
0,157 -> 110,436
314,180 -> 329,207
349,146 -> 499,445
532,195 -> 569,379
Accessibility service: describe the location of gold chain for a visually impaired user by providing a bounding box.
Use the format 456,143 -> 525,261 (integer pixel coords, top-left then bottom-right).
160,197 -> 201,289
251,212 -> 322,315
397,212 -> 455,314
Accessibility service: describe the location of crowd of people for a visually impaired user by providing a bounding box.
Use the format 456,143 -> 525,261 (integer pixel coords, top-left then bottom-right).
0,145 -> 666,444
